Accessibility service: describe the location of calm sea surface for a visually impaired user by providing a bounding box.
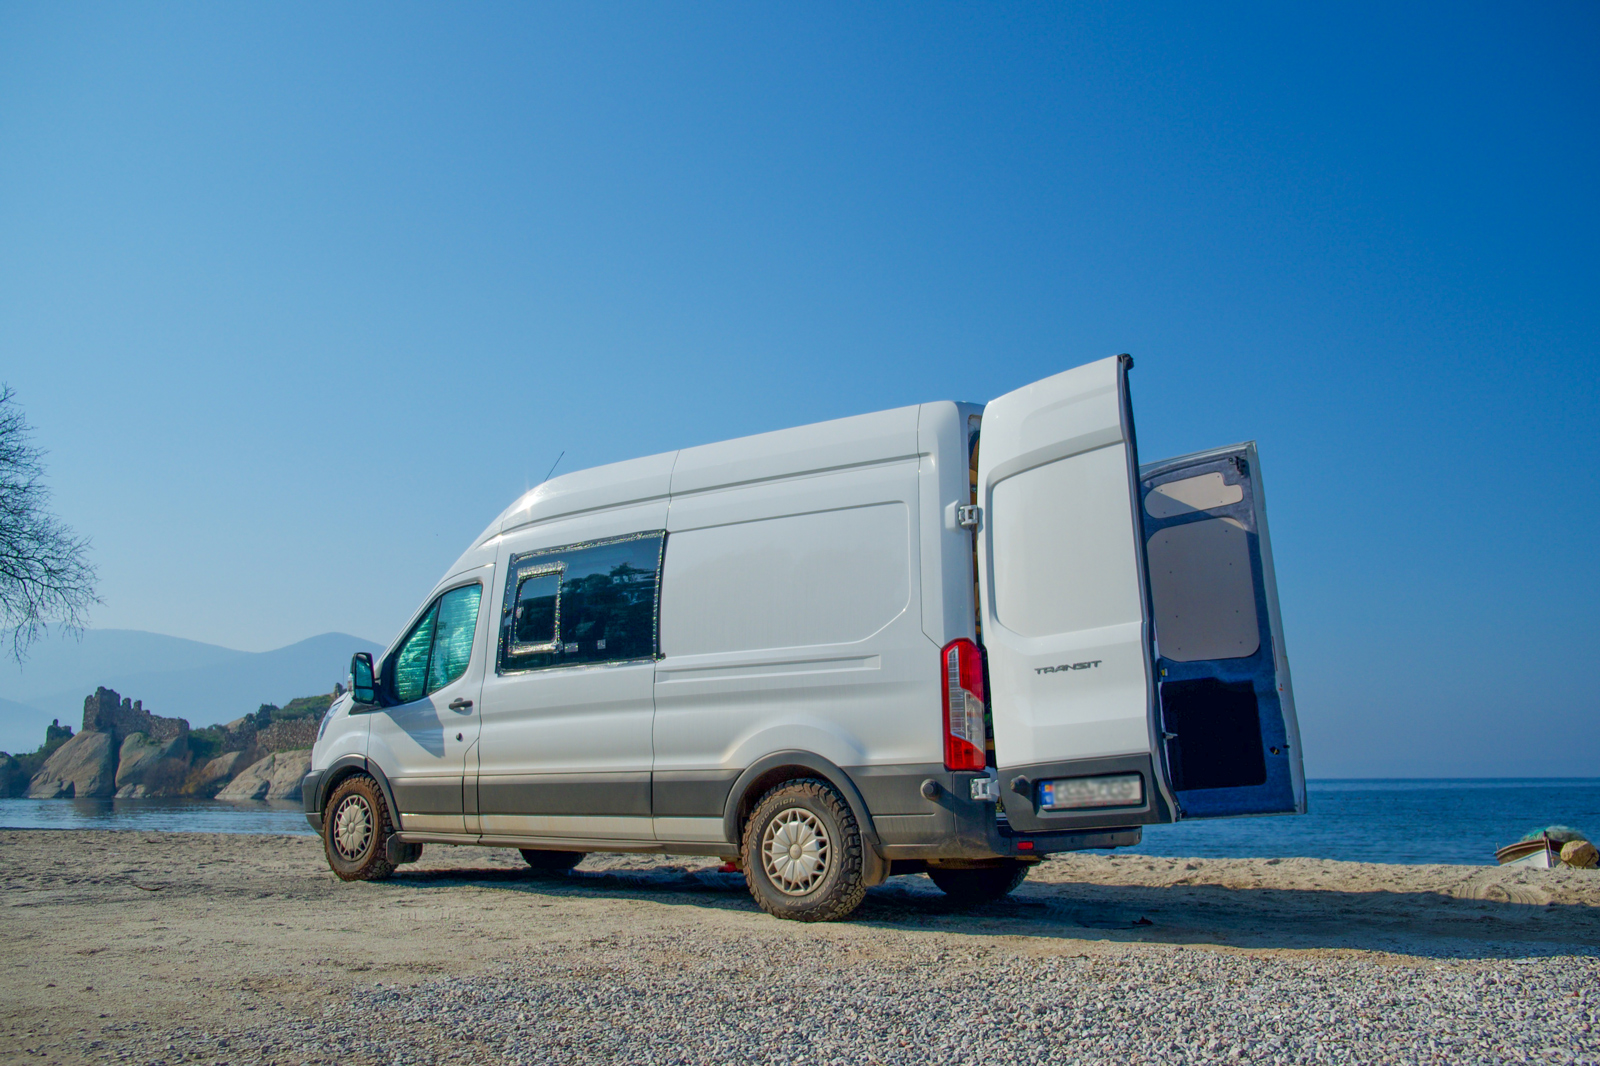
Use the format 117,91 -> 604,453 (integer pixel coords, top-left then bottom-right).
1127,779 -> 1600,866
1,779 -> 1596,866
0,797 -> 311,835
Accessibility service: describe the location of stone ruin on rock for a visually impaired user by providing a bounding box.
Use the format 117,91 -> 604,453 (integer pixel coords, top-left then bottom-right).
26,687 -> 193,799
81,687 -> 190,745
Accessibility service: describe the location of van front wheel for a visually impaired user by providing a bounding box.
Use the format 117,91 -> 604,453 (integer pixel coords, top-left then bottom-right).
927,861 -> 1030,904
322,774 -> 397,882
742,779 -> 867,922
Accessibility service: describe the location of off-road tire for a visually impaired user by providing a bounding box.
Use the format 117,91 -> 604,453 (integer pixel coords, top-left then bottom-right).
927,861 -> 1030,904
323,774 -> 397,882
741,778 -> 867,922
520,849 -> 585,875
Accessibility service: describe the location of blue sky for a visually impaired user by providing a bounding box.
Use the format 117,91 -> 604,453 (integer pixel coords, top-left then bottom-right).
1,4 -> 1595,776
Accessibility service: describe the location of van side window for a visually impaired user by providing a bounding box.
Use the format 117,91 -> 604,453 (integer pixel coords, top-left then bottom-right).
499,532 -> 665,673
392,605 -> 437,703
389,583 -> 484,703
428,584 -> 484,692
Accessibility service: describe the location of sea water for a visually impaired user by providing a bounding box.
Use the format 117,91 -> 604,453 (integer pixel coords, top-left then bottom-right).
0,796 -> 311,835
2,779 -> 1597,865
1127,778 -> 1600,866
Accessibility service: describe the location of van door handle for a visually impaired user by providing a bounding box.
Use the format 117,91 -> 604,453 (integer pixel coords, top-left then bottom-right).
449,699 -> 473,711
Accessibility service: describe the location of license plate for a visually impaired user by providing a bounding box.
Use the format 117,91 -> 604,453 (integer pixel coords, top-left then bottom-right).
1039,773 -> 1143,810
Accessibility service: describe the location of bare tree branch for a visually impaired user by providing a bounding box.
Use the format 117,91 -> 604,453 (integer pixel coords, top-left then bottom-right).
0,384 -> 99,663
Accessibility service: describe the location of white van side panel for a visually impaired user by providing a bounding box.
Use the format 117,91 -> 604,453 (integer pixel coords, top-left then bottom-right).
654,410 -> 939,842
660,503 -> 910,656
474,497 -> 670,840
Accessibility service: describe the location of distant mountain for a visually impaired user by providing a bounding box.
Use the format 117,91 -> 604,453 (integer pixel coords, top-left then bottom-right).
0,697 -> 48,755
0,629 -> 384,755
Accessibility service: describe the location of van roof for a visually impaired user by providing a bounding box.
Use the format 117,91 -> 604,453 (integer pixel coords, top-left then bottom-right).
476,401 -> 934,546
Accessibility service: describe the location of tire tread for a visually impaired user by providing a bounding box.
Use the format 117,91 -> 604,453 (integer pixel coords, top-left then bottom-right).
322,773 -> 397,882
741,778 -> 868,922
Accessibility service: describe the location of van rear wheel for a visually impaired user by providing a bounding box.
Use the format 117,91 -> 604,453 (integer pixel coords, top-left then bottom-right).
520,849 -> 584,875
927,861 -> 1030,904
741,778 -> 867,922
322,774 -> 397,882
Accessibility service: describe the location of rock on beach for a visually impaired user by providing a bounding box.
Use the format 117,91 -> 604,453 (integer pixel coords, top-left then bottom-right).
214,749 -> 312,801
188,749 -> 249,797
112,733 -> 191,798
26,731 -> 116,798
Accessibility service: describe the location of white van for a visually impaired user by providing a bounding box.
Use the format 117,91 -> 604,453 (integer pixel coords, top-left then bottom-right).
305,355 -> 1304,921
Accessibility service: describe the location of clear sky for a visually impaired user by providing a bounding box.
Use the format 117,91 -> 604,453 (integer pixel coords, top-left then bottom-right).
1,4 -> 1595,776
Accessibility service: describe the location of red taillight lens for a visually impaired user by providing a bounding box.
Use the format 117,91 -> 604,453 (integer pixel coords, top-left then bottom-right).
941,638 -> 987,771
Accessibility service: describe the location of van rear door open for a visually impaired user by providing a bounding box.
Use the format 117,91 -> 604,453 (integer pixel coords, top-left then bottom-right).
1140,443 -> 1305,818
976,355 -> 1168,832
977,355 -> 1303,831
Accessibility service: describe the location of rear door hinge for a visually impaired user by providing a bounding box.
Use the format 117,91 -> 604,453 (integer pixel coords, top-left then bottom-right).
956,504 -> 982,530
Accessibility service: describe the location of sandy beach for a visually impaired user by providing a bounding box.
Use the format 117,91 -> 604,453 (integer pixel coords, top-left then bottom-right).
3,829 -> 1597,1064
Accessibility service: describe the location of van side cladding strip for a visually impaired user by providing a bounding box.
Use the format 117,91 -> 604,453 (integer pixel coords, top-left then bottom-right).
477,773 -> 653,817
652,770 -> 742,818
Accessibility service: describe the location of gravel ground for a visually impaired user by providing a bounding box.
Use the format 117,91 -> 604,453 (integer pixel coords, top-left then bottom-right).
3,831 -> 1597,1065
221,938 -> 1599,1066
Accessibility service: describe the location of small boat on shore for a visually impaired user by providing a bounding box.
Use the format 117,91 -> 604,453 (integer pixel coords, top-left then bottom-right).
1496,834 -> 1558,869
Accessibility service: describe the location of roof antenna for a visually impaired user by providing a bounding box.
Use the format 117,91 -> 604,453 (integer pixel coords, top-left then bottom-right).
540,450 -> 566,485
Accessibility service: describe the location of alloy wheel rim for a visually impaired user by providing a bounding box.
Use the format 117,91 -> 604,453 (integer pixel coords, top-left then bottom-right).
332,795 -> 373,860
761,807 -> 830,895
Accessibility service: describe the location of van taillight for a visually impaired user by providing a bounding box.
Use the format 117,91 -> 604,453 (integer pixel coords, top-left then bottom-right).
942,638 -> 987,772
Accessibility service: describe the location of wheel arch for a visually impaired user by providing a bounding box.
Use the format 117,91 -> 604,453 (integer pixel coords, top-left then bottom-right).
722,750 -> 883,858
318,755 -> 400,823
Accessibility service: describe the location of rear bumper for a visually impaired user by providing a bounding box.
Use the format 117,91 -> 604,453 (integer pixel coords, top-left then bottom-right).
851,763 -> 1149,861
993,753 -> 1172,835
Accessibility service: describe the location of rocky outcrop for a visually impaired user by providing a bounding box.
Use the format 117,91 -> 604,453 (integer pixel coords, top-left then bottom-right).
0,754 -> 27,798
27,731 -> 117,798
113,733 -> 193,798
1,720 -> 79,797
215,750 -> 312,802
186,750 -> 250,798
205,702 -> 325,759
258,717 -> 318,753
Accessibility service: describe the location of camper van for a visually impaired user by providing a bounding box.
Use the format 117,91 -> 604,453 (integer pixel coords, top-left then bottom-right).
304,355 -> 1304,921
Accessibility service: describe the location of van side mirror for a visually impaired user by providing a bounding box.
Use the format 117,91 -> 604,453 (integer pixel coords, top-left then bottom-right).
351,652 -> 378,705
